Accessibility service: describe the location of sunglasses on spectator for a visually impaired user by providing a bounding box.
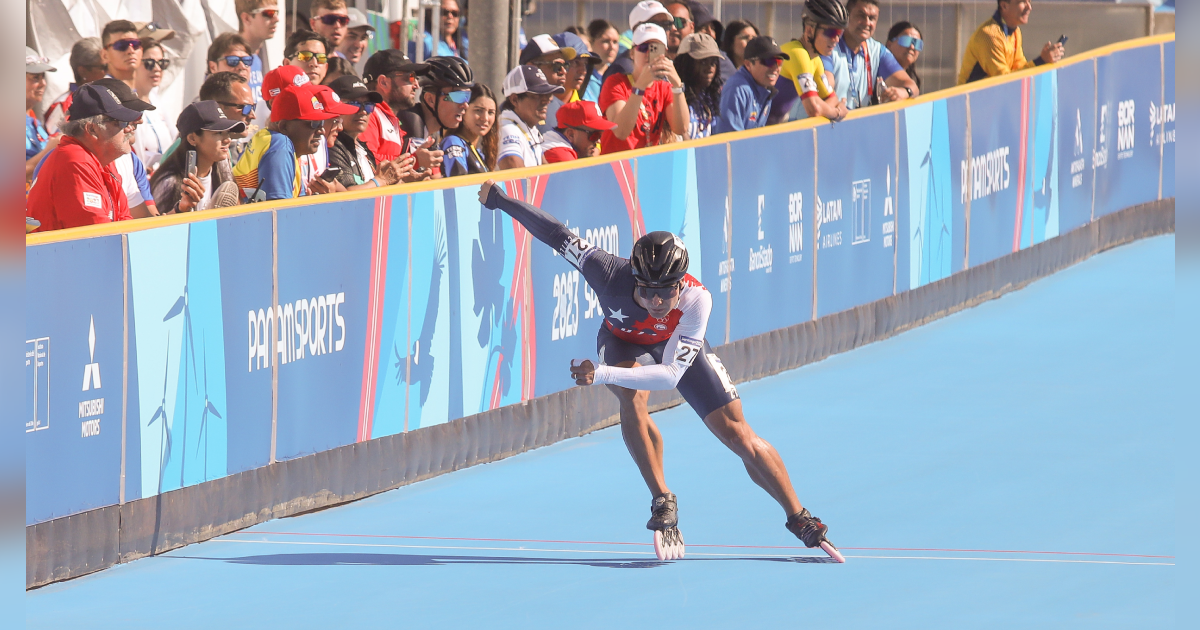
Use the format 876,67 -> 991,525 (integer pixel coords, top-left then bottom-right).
819,27 -> 844,40
317,14 -> 351,26
290,51 -> 328,64
443,10 -> 460,17
635,284 -> 680,301
442,90 -> 471,104
298,119 -> 324,129
649,16 -> 689,31
893,34 -> 923,51
142,59 -> 170,70
571,127 -> 603,143
108,39 -> 142,52
535,60 -> 568,73
634,42 -> 662,53
757,57 -> 782,68
223,55 -> 254,67
345,100 -> 376,114
219,101 -> 255,116
251,8 -> 279,19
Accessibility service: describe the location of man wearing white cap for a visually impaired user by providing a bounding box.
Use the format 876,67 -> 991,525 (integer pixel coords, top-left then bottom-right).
497,64 -> 565,170
598,23 -> 688,154
600,1 -> 679,84
338,8 -> 375,65
26,47 -> 58,182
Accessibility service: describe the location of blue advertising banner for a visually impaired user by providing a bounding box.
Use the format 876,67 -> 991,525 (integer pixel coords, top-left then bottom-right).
367,194 -> 412,439
966,80 -> 1025,267
1094,46 -> 1163,217
26,237 -> 124,525
275,200 -> 377,460
535,163 -> 640,396
1056,61 -> 1098,234
1019,71 -> 1062,249
1158,42 -> 1174,199
897,95 -> 967,291
816,114 -> 896,318
691,144 -> 732,345
404,191 -> 454,429
728,130 -> 815,340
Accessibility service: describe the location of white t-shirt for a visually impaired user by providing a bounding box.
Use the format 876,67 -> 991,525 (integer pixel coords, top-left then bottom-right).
355,142 -> 376,181
498,109 -> 543,168
196,171 -> 214,211
133,88 -> 176,172
299,135 -> 328,191
112,154 -> 146,208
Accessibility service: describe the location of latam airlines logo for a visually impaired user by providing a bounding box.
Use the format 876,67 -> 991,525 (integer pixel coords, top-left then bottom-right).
1070,109 -> 1086,189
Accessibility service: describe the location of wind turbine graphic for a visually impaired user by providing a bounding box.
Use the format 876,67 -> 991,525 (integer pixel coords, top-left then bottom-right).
194,333 -> 223,480
147,334 -> 173,495
163,236 -> 200,488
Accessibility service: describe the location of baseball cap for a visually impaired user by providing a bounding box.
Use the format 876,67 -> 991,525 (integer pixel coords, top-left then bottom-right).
329,75 -> 384,103
313,84 -> 360,115
520,33 -> 576,65
177,100 -> 248,137
502,64 -> 566,98
134,21 -> 176,42
363,49 -> 425,84
92,78 -> 155,111
67,84 -> 142,122
687,1 -> 718,30
551,32 -> 594,60
346,8 -> 375,31
677,33 -> 721,60
743,36 -> 790,61
629,1 -> 671,29
632,23 -> 668,47
270,83 -> 340,122
262,65 -> 310,102
555,100 -> 617,131
26,47 -> 57,73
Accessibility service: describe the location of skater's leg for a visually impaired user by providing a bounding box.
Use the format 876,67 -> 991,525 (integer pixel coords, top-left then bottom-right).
608,361 -> 669,498
702,400 -> 803,517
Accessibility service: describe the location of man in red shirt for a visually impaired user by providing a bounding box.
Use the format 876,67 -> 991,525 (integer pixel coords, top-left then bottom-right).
598,22 -> 688,154
542,100 -> 617,163
27,84 -> 141,231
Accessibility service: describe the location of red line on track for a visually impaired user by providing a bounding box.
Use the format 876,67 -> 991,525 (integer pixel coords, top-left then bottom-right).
232,531 -> 1173,559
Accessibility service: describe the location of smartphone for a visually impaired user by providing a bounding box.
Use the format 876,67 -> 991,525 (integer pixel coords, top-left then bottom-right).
1057,35 -> 1068,45
647,41 -> 667,79
186,150 -> 197,177
320,166 -> 342,182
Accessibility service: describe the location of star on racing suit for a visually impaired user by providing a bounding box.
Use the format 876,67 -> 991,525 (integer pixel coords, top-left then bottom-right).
483,184 -> 739,417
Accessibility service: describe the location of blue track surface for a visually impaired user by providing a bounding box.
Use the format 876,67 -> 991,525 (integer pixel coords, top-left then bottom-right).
27,236 -> 1174,629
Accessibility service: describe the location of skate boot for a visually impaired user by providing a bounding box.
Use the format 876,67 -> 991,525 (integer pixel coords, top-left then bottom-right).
786,507 -> 845,563
647,492 -> 685,560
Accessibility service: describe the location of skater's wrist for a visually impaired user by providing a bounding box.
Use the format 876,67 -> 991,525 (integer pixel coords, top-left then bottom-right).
592,365 -> 614,385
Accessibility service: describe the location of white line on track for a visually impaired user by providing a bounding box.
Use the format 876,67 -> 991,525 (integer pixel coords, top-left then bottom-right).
205,539 -> 1174,566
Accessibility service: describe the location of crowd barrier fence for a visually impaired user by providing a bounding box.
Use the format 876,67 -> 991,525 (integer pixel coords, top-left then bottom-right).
25,34 -> 1174,588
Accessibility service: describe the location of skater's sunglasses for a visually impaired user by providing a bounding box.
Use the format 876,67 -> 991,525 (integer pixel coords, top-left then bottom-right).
892,34 -> 923,51
819,27 -> 844,40
108,39 -> 142,52
223,55 -> 255,68
635,283 -> 680,301
142,59 -> 170,71
317,13 -> 351,27
345,100 -> 376,114
251,8 -> 279,19
441,89 -> 471,104
290,51 -> 328,64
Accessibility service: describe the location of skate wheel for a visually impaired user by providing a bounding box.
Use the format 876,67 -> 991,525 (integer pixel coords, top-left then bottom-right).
653,527 -> 685,560
820,540 -> 846,563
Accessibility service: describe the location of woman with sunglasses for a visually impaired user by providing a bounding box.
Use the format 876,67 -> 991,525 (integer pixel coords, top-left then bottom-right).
441,83 -> 499,177
885,21 -> 923,92
133,38 -> 176,172
326,76 -> 416,190
411,0 -> 469,60
285,30 -> 331,85
476,180 -> 844,562
207,33 -> 254,81
598,23 -> 688,154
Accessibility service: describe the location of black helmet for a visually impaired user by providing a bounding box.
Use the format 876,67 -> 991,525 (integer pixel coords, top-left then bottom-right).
630,231 -> 689,287
804,0 -> 848,28
419,56 -> 475,89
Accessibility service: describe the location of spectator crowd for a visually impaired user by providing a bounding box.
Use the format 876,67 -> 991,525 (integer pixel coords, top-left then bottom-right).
26,0 -> 1066,232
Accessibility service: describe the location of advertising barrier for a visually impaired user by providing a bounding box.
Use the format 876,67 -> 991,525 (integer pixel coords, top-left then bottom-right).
25,35 -> 1174,585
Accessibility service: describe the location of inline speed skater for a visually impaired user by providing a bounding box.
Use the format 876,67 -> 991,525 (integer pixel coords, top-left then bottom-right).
478,181 -> 843,562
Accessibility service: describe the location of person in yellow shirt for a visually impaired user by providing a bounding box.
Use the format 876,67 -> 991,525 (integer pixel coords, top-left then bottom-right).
776,0 -> 848,122
958,0 -> 1064,85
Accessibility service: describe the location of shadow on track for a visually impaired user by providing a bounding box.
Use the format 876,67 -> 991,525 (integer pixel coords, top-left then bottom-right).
169,552 -> 838,569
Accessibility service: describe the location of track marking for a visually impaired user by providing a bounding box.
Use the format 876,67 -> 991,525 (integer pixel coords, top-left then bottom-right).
207,539 -> 1173,566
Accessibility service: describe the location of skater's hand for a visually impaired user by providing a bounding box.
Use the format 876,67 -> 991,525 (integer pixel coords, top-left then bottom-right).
570,359 -> 595,386
478,180 -> 496,205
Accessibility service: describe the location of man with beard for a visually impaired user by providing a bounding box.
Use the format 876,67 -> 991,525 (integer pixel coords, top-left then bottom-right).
27,84 -> 140,230
362,50 -> 440,176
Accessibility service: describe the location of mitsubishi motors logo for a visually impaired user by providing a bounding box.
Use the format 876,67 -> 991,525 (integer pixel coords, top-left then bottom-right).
82,317 -> 101,391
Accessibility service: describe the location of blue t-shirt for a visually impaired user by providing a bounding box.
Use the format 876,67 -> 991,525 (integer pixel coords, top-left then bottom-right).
248,54 -> 264,99
26,113 -> 49,160
830,38 -> 903,110
582,69 -> 603,103
714,66 -> 773,134
687,92 -> 720,139
409,33 -> 469,60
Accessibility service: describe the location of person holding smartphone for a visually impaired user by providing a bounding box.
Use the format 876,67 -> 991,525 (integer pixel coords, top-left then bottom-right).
598,23 -> 689,154
150,101 -> 246,213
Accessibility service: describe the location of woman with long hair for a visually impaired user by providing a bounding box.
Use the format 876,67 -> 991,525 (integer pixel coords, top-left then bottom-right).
150,101 -> 244,214
673,34 -> 724,139
414,0 -> 468,59
885,21 -> 923,92
583,19 -> 620,103
721,20 -> 759,70
442,83 -> 498,176
133,37 -> 176,171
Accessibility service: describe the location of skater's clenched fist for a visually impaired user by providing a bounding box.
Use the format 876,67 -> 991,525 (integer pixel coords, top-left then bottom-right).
570,359 -> 596,386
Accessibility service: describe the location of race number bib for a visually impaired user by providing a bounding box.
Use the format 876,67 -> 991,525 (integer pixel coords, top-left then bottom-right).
673,335 -> 704,367
561,235 -> 595,269
798,73 -> 817,96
